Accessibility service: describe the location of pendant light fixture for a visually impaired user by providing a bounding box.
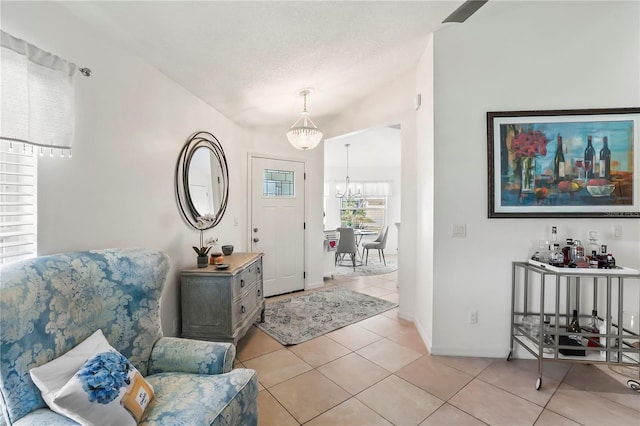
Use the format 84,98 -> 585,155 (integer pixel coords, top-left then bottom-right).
286,88 -> 323,150
335,144 -> 362,199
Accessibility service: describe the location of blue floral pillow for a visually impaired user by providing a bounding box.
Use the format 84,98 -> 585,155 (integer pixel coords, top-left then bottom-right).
53,349 -> 154,425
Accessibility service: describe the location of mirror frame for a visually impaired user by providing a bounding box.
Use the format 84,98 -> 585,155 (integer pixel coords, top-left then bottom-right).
175,131 -> 229,230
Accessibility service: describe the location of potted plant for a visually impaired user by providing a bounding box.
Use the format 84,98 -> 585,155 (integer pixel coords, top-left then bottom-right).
193,214 -> 216,268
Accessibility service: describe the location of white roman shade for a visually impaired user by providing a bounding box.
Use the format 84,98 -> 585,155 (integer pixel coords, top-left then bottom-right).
0,30 -> 76,153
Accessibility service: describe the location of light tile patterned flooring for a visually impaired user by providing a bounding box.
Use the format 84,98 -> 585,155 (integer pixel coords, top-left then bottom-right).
235,265 -> 640,426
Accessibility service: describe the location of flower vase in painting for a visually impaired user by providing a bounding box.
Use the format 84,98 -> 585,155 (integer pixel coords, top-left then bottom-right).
510,128 -> 549,195
520,156 -> 536,193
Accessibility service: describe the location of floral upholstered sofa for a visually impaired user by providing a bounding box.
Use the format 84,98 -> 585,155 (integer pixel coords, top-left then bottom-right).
0,249 -> 258,425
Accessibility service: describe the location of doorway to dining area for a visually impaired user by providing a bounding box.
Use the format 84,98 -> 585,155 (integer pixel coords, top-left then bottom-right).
323,125 -> 401,275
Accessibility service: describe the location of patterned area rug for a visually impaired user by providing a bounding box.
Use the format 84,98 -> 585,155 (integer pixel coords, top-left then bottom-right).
332,256 -> 397,277
256,287 -> 398,345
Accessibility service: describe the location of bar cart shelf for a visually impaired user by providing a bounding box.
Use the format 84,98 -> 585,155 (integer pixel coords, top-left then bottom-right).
510,261 -> 640,391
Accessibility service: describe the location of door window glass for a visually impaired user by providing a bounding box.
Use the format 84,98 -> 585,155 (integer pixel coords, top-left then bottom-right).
263,169 -> 294,197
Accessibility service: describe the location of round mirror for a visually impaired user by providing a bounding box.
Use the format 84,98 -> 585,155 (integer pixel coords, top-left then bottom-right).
176,131 -> 229,230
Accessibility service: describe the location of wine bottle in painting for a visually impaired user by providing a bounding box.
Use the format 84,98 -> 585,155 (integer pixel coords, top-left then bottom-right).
599,136 -> 611,180
584,135 -> 596,179
553,134 -> 565,182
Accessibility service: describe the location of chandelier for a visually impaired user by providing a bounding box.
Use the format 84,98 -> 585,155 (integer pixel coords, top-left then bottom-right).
286,88 -> 323,150
335,144 -> 362,199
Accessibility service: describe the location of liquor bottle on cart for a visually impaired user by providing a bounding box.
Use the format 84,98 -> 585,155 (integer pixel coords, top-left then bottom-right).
583,310 -> 601,347
567,309 -> 582,345
572,240 -> 589,268
607,252 -> 616,268
550,243 -> 564,267
598,245 -> 608,268
542,315 -> 555,354
562,238 -> 574,265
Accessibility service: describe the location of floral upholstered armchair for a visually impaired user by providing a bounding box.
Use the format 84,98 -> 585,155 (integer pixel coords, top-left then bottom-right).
0,249 -> 258,425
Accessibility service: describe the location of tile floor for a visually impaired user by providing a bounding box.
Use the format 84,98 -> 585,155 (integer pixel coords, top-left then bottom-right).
235,263 -> 640,426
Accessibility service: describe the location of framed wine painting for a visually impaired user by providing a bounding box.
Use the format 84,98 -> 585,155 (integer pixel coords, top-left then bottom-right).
487,108 -> 640,218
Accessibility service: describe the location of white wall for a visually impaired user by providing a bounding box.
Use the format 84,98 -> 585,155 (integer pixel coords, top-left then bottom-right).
1,1 -> 250,336
414,34 -> 435,349
427,1 -> 640,357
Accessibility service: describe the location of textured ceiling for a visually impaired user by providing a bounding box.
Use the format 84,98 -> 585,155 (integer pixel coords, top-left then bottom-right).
60,1 -> 471,128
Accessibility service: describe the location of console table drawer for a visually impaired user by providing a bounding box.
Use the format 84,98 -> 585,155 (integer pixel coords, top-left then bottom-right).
232,281 -> 260,328
232,258 -> 262,300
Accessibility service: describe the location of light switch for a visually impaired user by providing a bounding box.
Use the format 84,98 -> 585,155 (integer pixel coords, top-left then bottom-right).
452,224 -> 467,238
614,225 -> 622,238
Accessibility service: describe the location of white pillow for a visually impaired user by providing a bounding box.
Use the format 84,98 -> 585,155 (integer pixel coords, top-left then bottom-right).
30,329 -> 113,411
53,350 -> 154,425
30,329 -> 154,425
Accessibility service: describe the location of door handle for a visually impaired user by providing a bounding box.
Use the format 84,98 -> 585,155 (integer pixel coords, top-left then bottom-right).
253,237 -> 259,243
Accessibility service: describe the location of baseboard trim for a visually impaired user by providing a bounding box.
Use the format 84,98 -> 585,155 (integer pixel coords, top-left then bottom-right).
429,346 -> 508,358
306,281 -> 324,290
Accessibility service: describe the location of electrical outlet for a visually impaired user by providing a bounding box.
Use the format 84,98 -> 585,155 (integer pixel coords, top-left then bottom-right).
452,224 -> 467,238
468,311 -> 478,324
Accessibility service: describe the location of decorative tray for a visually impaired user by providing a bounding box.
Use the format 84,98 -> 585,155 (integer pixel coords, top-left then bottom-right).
528,259 -> 639,275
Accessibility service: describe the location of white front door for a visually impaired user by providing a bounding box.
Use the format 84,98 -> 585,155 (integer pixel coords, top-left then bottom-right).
250,156 -> 305,297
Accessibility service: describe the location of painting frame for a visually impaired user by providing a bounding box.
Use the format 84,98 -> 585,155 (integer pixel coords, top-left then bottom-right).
487,107 -> 640,218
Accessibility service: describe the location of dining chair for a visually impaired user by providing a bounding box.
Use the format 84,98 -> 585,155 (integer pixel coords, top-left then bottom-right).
335,227 -> 358,271
363,225 -> 389,266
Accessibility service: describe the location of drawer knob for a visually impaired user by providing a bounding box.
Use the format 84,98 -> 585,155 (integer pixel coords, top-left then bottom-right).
241,279 -> 245,287
253,237 -> 260,243
257,267 -> 261,274
258,289 -> 261,296
241,306 -> 246,313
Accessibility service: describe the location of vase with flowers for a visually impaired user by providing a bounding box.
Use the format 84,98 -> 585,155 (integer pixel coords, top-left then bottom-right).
193,214 -> 216,267
511,128 -> 549,193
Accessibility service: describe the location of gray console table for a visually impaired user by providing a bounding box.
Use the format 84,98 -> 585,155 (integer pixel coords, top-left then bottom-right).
181,252 -> 265,345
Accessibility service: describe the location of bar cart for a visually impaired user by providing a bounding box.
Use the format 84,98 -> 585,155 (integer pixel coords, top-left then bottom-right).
509,261 -> 640,391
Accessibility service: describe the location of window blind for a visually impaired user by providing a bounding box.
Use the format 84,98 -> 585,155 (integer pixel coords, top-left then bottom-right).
0,140 -> 37,264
